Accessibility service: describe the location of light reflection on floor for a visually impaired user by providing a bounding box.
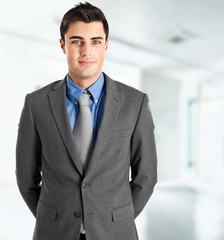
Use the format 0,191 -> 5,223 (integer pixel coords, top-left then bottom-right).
1,183 -> 224,240
136,183 -> 224,240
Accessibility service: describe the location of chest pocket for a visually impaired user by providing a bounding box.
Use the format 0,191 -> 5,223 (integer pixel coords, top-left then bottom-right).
109,128 -> 132,140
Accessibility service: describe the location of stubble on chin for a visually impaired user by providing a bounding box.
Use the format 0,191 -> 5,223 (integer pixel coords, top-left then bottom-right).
69,67 -> 101,86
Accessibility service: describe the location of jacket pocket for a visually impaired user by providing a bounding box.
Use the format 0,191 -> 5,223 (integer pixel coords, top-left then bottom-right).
112,202 -> 134,222
36,200 -> 57,220
109,128 -> 132,140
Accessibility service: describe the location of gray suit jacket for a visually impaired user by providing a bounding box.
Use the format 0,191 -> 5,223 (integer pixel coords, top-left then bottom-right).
16,73 -> 157,240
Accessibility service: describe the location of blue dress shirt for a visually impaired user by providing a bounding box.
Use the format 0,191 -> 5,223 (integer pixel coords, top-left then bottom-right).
66,73 -> 105,144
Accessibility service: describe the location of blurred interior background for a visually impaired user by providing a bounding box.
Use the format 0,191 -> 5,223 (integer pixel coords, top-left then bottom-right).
0,0 -> 224,239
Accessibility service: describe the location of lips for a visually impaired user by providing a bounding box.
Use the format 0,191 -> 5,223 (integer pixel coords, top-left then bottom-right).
79,60 -> 95,66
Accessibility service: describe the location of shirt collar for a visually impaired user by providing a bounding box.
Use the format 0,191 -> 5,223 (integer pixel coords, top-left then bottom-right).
66,73 -> 105,103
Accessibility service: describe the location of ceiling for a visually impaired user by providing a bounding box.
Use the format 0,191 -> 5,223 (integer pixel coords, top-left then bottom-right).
0,0 -> 224,83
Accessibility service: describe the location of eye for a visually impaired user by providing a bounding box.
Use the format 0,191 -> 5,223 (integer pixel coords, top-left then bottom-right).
93,40 -> 101,44
72,40 -> 81,44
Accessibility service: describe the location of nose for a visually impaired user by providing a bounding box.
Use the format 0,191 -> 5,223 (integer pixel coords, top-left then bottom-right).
81,43 -> 92,57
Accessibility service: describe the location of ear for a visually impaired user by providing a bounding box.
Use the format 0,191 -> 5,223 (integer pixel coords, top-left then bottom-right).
105,39 -> 109,52
60,39 -> 66,54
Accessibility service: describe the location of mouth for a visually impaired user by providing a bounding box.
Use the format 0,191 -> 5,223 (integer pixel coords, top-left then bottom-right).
78,60 -> 95,66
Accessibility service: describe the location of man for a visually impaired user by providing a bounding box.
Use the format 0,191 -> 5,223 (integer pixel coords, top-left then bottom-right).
16,2 -> 157,240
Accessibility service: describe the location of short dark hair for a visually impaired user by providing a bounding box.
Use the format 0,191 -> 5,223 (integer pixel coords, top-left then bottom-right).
60,2 -> 109,42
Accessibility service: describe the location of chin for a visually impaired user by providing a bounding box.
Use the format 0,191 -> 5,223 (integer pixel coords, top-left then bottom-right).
80,71 -> 100,79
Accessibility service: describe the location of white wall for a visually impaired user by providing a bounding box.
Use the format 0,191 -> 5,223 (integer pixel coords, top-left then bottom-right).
141,70 -> 181,181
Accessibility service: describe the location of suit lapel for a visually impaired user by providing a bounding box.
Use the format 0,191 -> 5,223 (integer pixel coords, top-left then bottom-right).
48,78 -> 83,176
85,74 -> 124,176
48,74 -> 123,177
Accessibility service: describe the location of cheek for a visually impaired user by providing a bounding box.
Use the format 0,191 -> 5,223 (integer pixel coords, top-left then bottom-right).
67,49 -> 79,60
97,49 -> 106,61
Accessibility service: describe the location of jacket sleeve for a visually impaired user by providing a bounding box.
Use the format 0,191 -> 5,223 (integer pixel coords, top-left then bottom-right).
130,93 -> 157,219
16,94 -> 41,217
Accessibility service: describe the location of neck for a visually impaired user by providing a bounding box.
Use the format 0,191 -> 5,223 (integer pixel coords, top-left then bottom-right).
69,73 -> 102,90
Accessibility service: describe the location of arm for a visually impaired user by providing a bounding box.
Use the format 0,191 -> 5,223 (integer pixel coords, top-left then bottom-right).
130,93 -> 157,218
16,94 -> 42,217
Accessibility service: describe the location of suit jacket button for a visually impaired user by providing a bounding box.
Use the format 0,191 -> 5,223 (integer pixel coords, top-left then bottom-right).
82,182 -> 87,188
74,212 -> 82,217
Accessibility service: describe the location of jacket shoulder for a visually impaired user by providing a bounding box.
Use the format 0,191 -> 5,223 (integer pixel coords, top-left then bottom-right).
114,80 -> 144,97
104,73 -> 145,98
24,79 -> 64,110
29,80 -> 62,98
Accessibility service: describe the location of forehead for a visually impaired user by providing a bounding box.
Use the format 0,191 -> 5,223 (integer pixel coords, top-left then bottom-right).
66,21 -> 105,38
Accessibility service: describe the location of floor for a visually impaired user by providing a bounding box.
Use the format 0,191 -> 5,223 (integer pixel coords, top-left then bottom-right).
136,183 -> 224,240
1,182 -> 224,240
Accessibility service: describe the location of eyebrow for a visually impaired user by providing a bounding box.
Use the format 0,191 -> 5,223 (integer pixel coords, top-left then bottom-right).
69,36 -> 104,40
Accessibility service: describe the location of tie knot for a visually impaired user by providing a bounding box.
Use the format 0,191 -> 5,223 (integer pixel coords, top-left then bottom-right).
78,92 -> 91,106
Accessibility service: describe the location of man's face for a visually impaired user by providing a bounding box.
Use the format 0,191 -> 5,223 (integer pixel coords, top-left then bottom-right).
60,21 -> 108,84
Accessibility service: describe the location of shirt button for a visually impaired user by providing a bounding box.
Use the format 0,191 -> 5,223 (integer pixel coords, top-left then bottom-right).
82,182 -> 87,189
